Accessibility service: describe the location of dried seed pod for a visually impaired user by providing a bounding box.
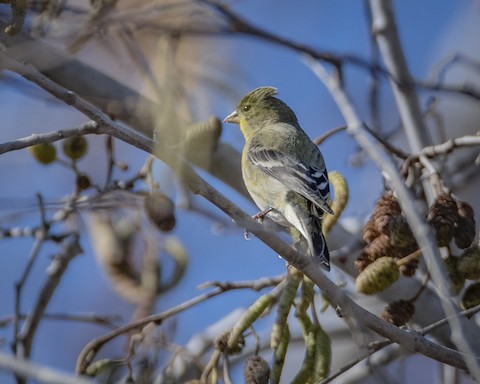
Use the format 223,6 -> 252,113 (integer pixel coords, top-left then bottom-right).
427,194 -> 459,247
389,215 -> 415,248
458,246 -> 480,280
373,193 -> 402,235
355,251 -> 373,272
364,234 -> 402,260
363,215 -> 380,243
381,299 -> 415,326
454,201 -> 476,249
244,355 -> 270,384
356,257 -> 400,295
215,331 -> 245,354
29,143 -> 57,165
444,255 -> 465,294
363,193 -> 401,242
461,282 -> 480,310
144,192 -> 176,232
63,136 -> 88,160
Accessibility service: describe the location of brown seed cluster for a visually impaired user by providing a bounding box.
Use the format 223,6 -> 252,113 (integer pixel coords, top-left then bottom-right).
427,194 -> 476,249
381,299 -> 415,326
359,193 -> 477,277
358,193 -> 417,275
359,192 -> 479,321
455,202 -> 476,249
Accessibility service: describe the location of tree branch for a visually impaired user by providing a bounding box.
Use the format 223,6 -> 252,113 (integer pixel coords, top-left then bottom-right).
0,352 -> 92,384
305,56 -> 480,379
18,235 -> 83,359
369,0 -> 431,152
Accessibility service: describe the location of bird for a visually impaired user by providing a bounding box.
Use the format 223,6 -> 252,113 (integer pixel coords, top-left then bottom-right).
224,86 -> 333,271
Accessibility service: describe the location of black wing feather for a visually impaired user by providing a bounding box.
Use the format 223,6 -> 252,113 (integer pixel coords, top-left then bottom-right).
248,146 -> 333,215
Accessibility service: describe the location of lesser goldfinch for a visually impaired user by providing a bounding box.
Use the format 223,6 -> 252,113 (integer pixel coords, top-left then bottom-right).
224,86 -> 333,271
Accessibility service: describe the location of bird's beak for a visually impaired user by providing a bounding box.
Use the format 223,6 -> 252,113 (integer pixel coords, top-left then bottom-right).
223,110 -> 240,124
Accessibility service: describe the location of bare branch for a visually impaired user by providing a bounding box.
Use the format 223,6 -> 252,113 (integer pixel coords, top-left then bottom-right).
305,56 -> 480,379
0,121 -> 100,155
76,287 -> 229,374
421,134 -> 480,158
0,352 -> 92,384
369,0 -> 431,152
17,235 -> 83,359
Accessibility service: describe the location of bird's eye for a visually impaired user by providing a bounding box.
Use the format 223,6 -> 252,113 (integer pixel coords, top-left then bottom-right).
243,104 -> 251,112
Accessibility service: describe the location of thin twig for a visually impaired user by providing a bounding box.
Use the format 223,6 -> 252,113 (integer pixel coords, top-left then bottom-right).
76,287 -> 228,374
313,125 -> 347,146
0,121 -> 100,155
0,352 -> 92,384
0,313 -> 120,329
421,134 -> 480,158
198,274 -> 286,291
18,235 -> 83,359
13,234 -> 45,355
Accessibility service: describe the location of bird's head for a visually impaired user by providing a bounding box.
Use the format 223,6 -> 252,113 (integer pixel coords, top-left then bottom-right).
224,86 -> 298,140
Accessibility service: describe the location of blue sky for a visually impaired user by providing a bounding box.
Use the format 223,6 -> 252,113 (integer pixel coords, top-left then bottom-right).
0,1 -> 476,382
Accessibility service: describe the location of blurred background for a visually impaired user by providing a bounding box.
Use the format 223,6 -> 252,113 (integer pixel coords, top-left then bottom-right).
0,1 -> 479,383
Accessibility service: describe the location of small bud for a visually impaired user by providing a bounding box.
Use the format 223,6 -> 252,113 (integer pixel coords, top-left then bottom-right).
244,355 -> 270,384
356,257 -> 400,295
29,143 -> 57,165
427,194 -> 459,247
63,136 -> 88,160
381,299 -> 415,326
214,331 -> 245,354
144,192 -> 176,232
461,282 -> 480,310
76,173 -> 92,191
85,359 -> 114,377
399,257 -> 419,277
444,256 -> 465,294
454,201 -> 476,249
458,246 -> 480,280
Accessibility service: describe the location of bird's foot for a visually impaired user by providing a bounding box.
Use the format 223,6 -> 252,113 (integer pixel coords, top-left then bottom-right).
244,208 -> 273,240
252,208 -> 273,223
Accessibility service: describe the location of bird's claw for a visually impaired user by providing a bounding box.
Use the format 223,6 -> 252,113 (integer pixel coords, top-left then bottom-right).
252,208 -> 273,223
244,208 -> 272,240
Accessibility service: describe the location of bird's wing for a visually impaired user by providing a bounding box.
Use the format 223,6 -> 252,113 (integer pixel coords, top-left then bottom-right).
248,144 -> 333,215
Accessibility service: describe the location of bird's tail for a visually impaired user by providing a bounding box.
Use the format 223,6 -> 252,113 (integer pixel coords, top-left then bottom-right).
310,230 -> 330,271
287,207 -> 330,271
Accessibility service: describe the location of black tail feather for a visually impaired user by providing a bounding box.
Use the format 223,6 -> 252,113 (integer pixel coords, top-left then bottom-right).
311,230 -> 330,271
